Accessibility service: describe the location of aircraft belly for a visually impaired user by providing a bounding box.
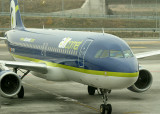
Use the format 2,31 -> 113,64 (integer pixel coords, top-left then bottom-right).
31,71 -> 47,79
58,68 -> 138,89
44,66 -> 69,81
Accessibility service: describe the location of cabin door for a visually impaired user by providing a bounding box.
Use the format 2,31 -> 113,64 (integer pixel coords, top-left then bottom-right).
78,39 -> 93,68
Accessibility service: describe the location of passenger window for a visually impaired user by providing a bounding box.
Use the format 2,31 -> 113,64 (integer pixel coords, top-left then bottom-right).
110,50 -> 123,58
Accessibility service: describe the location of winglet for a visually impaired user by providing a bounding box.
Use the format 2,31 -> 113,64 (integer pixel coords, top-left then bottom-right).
10,0 -> 25,30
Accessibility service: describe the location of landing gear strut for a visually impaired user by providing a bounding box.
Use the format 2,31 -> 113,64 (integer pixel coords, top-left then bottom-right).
13,68 -> 30,99
17,86 -> 24,98
100,89 -> 112,114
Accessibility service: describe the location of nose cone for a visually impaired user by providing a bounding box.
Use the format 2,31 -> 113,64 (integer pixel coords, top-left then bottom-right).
106,57 -> 139,74
99,57 -> 139,89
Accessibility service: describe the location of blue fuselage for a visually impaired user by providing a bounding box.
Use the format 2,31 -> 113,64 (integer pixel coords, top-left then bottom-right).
6,29 -> 138,74
5,29 -> 139,89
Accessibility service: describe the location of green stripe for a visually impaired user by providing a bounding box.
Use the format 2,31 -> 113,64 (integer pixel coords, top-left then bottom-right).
12,54 -> 139,78
15,5 -> 19,13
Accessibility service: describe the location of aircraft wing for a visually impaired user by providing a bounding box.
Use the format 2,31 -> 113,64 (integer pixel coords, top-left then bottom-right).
135,50 -> 160,59
0,37 -> 7,41
0,60 -> 48,74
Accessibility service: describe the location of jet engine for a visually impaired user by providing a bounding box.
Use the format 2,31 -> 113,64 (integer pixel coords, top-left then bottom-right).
128,68 -> 152,93
0,70 -> 21,97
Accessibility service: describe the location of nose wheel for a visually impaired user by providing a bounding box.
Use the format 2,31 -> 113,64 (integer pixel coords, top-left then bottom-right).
100,104 -> 112,114
100,89 -> 112,114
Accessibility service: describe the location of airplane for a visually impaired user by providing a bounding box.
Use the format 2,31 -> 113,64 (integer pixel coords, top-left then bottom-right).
0,0 -> 156,114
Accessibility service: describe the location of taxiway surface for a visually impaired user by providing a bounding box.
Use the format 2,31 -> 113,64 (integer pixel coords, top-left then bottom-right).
0,39 -> 160,114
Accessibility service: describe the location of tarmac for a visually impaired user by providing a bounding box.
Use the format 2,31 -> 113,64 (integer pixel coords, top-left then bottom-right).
0,39 -> 160,114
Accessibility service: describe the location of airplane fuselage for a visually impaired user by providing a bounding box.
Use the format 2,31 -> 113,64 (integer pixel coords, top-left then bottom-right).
5,28 -> 139,89
0,1 -> 153,113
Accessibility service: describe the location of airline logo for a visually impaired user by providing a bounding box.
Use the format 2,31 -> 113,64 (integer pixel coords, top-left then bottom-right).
59,37 -> 83,51
58,37 -> 72,48
20,38 -> 35,43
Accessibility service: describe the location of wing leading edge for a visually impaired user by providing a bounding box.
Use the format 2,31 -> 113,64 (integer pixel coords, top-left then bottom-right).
135,50 -> 160,59
0,60 -> 48,74
0,37 -> 7,41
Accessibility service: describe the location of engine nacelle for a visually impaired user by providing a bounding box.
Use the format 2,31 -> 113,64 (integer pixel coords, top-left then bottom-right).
128,68 -> 152,93
0,70 -> 21,98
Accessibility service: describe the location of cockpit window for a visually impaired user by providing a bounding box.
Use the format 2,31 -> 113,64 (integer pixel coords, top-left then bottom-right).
94,49 -> 134,59
95,50 -> 103,58
123,50 -> 134,58
110,50 -> 123,58
101,50 -> 109,58
94,50 -> 109,58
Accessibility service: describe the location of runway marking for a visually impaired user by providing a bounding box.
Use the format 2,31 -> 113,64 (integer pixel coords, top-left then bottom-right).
75,102 -> 99,112
23,82 -> 99,113
23,81 -> 145,114
23,81 -> 144,113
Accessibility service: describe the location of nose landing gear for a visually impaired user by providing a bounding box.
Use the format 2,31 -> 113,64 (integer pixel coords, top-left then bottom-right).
87,86 -> 112,114
100,89 -> 112,114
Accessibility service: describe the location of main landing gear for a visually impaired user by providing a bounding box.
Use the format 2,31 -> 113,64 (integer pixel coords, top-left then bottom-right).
13,68 -> 30,99
88,86 -> 96,95
17,86 -> 24,98
87,86 -> 112,114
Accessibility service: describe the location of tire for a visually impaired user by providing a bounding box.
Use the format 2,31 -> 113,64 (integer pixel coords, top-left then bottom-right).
106,104 -> 112,114
17,86 -> 24,99
100,104 -> 106,114
88,86 -> 96,95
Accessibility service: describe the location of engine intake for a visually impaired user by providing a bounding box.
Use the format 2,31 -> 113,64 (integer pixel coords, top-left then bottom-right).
128,69 -> 152,93
0,70 -> 21,97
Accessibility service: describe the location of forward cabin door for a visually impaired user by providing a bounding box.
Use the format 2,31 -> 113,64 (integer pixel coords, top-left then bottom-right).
78,39 -> 93,68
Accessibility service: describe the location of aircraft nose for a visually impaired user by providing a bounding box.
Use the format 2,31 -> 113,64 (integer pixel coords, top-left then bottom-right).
106,57 -> 139,73
120,59 -> 138,73
93,57 -> 139,89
